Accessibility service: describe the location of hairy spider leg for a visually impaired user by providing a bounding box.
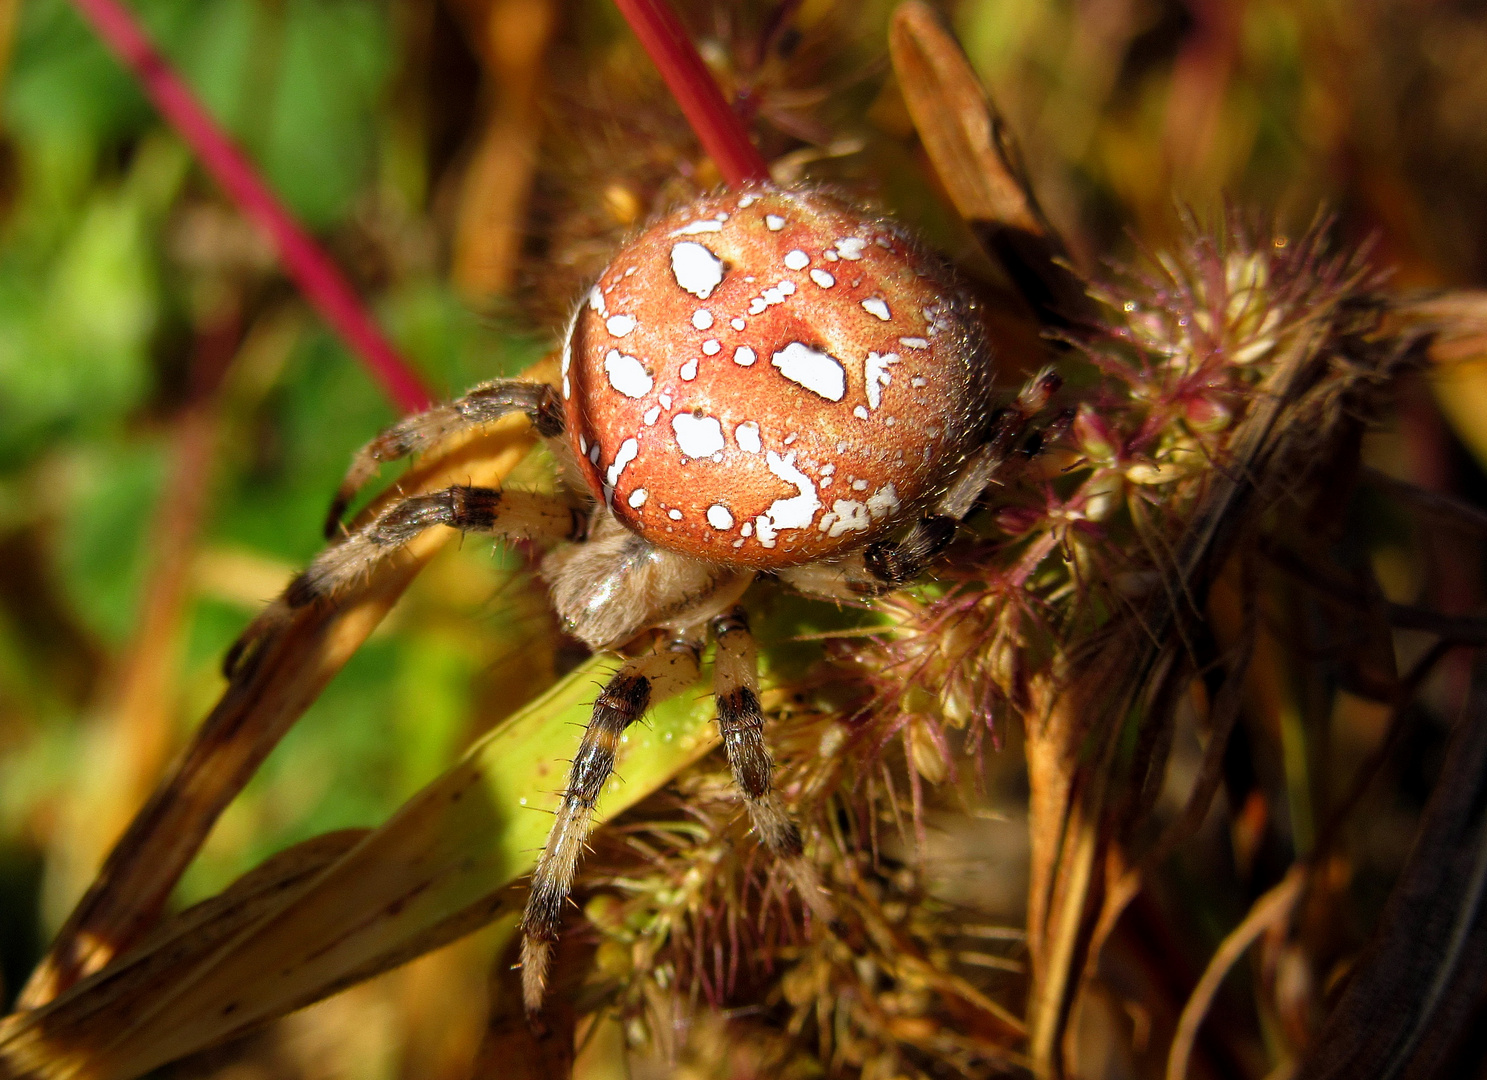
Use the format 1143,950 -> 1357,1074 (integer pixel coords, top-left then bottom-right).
290,485 -> 585,609
862,515 -> 960,588
778,366 -> 1065,601
711,608 -> 802,859
776,516 -> 956,599
520,640 -> 703,1014
325,380 -> 565,537
712,608 -> 831,923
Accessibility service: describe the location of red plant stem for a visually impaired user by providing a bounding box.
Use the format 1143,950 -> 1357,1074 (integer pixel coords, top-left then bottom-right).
68,0 -> 433,413
611,0 -> 771,187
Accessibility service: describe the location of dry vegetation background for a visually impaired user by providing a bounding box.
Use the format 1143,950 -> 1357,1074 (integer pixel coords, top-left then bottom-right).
0,0 -> 1486,1077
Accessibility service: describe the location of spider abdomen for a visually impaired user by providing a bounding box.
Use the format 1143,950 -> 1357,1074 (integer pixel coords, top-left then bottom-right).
562,187 -> 991,569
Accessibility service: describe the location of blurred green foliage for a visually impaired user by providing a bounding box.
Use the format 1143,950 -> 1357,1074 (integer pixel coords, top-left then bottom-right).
0,0 -> 551,966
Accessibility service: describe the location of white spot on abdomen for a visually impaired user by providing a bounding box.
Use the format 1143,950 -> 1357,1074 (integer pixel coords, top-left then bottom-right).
861,297 -> 892,321
864,351 -> 899,409
605,314 -> 637,337
835,237 -> 866,260
702,339 -> 720,355
765,214 -> 785,230
604,350 -> 653,398
899,336 -> 929,349
672,413 -> 725,457
672,219 -> 724,235
735,421 -> 761,453
784,249 -> 809,270
763,450 -> 821,533
680,358 -> 698,381
734,346 -> 756,367
604,438 -> 639,503
587,286 -> 607,315
867,483 -> 901,519
671,242 -> 725,299
706,504 -> 734,529
810,268 -> 835,288
772,342 -> 845,401
819,499 -> 870,537
692,309 -> 714,329
628,488 -> 648,508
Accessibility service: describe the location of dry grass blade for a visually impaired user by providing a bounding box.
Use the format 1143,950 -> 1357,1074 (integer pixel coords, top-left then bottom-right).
1399,289 -> 1487,332
1026,389 -> 1284,1069
0,653 -> 721,1078
888,1 -> 1090,325
18,365 -> 554,1010
1030,284 -> 1417,1073
1069,563 -> 1259,1054
449,0 -> 557,302
0,832 -> 367,1079
1165,867 -> 1306,1080
1294,654 -> 1487,1080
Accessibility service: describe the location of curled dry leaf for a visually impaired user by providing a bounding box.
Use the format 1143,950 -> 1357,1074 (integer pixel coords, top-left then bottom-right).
888,1 -> 1091,326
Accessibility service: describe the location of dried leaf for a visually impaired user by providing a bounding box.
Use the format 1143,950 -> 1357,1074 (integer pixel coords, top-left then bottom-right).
888,1 -> 1090,325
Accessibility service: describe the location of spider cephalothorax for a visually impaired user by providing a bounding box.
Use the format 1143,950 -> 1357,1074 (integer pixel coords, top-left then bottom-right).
287,185 -> 1050,1013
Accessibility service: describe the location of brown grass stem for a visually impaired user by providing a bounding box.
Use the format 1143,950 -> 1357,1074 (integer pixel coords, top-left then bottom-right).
1165,867 -> 1307,1080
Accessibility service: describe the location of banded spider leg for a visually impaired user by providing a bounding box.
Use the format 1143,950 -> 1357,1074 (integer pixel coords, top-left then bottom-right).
519,607 -> 818,1013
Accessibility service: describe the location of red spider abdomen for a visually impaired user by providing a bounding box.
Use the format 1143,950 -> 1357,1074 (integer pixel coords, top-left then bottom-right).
562,187 -> 990,569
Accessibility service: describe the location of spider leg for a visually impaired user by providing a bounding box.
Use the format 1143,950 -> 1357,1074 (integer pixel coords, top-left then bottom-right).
325,380 -> 565,537
711,607 -> 802,859
289,486 -> 584,609
781,368 -> 1067,601
861,515 -> 959,589
712,608 -> 831,924
520,639 -> 702,1013
775,515 -> 956,600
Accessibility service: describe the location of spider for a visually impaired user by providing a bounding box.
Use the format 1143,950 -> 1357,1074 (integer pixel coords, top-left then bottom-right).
281,185 -> 1056,1013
